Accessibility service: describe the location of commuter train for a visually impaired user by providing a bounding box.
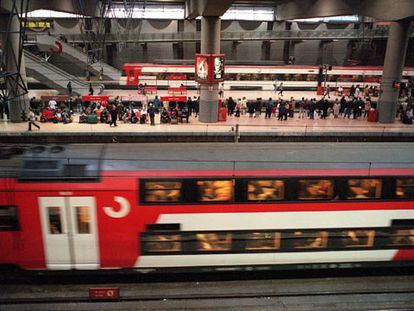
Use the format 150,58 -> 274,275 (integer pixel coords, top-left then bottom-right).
0,144 -> 413,273
120,63 -> 414,91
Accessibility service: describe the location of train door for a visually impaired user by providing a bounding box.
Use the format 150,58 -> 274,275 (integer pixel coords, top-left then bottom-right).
38,197 -> 99,270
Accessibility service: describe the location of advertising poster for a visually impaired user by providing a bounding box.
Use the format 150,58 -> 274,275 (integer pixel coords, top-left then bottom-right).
195,54 -> 209,82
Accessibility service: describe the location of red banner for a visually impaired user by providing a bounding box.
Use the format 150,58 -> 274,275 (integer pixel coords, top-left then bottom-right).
89,288 -> 119,301
82,95 -> 110,102
41,95 -> 69,102
168,75 -> 186,80
160,96 -> 186,102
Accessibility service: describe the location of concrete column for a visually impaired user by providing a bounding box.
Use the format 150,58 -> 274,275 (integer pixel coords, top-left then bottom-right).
199,16 -> 220,123
378,20 -> 410,123
0,12 -> 29,122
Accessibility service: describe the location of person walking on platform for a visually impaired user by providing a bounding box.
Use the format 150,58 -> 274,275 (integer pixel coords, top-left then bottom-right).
186,97 -> 193,116
148,103 -> 155,126
278,82 -> 284,96
193,96 -> 199,117
265,98 -> 274,119
67,81 -> 72,97
89,83 -> 94,95
298,97 -> 305,119
76,95 -> 83,113
333,99 -> 340,118
28,108 -> 40,131
109,103 -> 117,127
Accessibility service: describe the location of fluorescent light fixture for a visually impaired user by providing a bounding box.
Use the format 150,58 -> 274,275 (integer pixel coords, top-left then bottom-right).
26,9 -> 84,18
292,15 -> 360,23
105,4 -> 184,19
222,7 -> 275,21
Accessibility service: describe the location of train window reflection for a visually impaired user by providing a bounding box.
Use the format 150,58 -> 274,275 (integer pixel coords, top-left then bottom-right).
76,206 -> 90,234
144,181 -> 182,202
287,231 -> 328,249
247,180 -> 284,201
48,207 -> 62,234
297,179 -> 333,200
388,229 -> 414,246
341,230 -> 375,248
144,234 -> 181,253
0,206 -> 19,231
347,179 -> 382,199
245,232 -> 281,250
197,180 -> 233,202
197,233 -> 232,251
396,178 -> 414,198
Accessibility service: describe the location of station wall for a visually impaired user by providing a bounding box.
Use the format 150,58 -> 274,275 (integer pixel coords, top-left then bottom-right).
42,18 -> 414,69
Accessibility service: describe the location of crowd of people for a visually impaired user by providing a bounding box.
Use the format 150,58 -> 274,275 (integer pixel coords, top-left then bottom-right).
221,95 -> 376,121
23,82 -> 414,130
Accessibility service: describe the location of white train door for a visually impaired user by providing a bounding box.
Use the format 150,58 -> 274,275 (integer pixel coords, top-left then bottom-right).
39,197 -> 99,270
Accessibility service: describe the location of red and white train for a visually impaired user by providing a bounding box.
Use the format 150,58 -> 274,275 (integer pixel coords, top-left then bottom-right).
120,63 -> 414,91
0,144 -> 413,272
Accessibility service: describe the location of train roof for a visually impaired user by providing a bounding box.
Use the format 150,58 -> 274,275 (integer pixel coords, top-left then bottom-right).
1,143 -> 414,180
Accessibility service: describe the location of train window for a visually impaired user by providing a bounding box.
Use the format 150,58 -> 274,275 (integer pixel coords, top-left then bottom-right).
285,231 -> 328,249
196,233 -> 232,251
247,180 -> 285,201
341,230 -> 375,248
396,178 -> 414,198
0,206 -> 19,231
144,181 -> 182,203
197,180 -> 233,202
388,229 -> 414,246
297,179 -> 334,200
347,179 -> 382,199
75,206 -> 90,234
48,207 -> 62,234
245,232 -> 281,250
143,234 -> 181,253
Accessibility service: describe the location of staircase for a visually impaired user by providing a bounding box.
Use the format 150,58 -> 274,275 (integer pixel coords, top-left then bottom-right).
24,50 -> 90,95
36,35 -> 121,81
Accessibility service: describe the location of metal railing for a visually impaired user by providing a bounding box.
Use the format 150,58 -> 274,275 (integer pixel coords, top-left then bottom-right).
28,28 -> 414,44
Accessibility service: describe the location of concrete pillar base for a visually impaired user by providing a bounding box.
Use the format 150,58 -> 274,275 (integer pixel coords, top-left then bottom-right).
199,84 -> 219,123
378,20 -> 410,124
9,96 -> 29,122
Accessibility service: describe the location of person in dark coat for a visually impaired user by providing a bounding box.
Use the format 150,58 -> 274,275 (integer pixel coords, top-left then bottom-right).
265,98 -> 274,119
109,103 -> 117,127
247,101 -> 254,117
186,97 -> 193,116
309,99 -> 316,119
147,103 -> 155,125
89,83 -> 94,95
227,97 -> 236,116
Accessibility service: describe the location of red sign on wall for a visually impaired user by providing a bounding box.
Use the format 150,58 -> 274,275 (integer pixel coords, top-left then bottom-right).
160,96 -> 186,102
89,288 -> 120,301
168,75 -> 186,80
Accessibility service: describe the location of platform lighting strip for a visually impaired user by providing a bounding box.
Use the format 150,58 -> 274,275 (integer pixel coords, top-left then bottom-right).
25,7 -> 359,23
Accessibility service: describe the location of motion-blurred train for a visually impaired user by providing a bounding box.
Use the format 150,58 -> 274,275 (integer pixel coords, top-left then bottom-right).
0,144 -> 413,273
120,63 -> 414,91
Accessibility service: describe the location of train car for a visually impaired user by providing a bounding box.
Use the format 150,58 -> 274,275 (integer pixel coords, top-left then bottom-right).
0,144 -> 413,273
120,63 -> 414,91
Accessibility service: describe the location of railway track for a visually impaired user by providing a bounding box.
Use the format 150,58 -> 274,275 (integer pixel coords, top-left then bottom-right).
1,275 -> 413,310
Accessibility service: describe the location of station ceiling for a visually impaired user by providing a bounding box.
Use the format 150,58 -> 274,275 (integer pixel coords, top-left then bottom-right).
1,0 -> 414,21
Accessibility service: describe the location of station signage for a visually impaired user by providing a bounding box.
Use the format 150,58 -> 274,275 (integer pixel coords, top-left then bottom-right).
89,288 -> 119,301
195,53 -> 225,84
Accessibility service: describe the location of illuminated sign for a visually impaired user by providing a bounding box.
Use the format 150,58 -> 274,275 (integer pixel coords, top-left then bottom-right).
195,54 -> 209,83
22,21 -> 52,32
195,53 -> 225,84
213,55 -> 225,81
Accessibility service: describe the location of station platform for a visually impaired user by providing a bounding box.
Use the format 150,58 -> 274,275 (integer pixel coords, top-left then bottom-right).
3,91 -> 413,143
